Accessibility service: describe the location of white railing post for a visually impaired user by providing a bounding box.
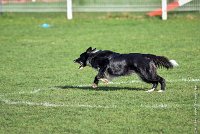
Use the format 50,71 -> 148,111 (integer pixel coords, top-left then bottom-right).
162,0 -> 167,20
67,0 -> 72,20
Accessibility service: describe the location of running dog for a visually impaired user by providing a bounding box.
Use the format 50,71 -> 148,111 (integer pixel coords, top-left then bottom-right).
74,47 -> 178,92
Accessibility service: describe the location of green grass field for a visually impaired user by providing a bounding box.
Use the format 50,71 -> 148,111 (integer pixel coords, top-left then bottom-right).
0,12 -> 200,134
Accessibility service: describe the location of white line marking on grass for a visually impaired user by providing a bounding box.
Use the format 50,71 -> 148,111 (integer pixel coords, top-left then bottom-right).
30,89 -> 41,94
2,89 -> 43,96
0,95 -> 199,109
2,78 -> 198,95
140,103 -> 200,109
140,104 -> 168,108
109,80 -> 141,85
75,78 -> 200,87
194,85 -> 198,134
178,79 -> 200,82
0,78 -> 199,109
0,98 -> 116,109
1,99 -> 63,107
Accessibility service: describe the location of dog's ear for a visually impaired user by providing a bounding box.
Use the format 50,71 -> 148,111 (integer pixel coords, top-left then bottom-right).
86,47 -> 92,53
92,48 -> 96,51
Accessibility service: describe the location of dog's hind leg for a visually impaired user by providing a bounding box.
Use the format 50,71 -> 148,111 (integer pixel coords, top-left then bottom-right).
138,67 -> 165,92
137,73 -> 156,92
145,76 -> 166,92
152,82 -> 158,89
136,65 -> 158,92
148,76 -> 166,92
156,75 -> 166,92
146,82 -> 158,92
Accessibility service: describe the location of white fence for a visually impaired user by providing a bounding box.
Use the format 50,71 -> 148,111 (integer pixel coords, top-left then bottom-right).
0,0 -> 199,12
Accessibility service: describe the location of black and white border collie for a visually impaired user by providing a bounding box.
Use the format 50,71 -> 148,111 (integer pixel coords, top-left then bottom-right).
74,47 -> 178,92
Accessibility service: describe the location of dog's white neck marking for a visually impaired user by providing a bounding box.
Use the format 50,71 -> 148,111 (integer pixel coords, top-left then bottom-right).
91,50 -> 99,53
86,60 -> 91,67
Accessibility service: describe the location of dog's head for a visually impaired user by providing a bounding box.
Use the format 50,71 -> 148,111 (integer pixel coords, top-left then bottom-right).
74,47 -> 97,69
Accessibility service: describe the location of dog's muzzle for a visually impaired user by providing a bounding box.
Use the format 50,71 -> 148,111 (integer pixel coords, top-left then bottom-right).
74,59 -> 84,69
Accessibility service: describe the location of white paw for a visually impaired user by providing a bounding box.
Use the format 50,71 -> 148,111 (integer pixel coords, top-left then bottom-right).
157,90 -> 165,93
146,88 -> 155,93
100,78 -> 109,84
92,83 -> 98,88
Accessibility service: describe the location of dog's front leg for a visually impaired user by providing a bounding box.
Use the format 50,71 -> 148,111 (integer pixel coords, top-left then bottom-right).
92,76 -> 99,88
97,67 -> 109,84
98,66 -> 106,78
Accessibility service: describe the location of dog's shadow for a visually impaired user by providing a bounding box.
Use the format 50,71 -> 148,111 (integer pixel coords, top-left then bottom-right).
55,85 -> 145,91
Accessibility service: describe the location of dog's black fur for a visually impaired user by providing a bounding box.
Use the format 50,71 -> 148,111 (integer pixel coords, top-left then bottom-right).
74,47 -> 177,92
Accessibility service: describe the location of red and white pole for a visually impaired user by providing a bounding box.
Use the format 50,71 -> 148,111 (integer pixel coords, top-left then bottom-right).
148,0 -> 193,17
162,0 -> 167,20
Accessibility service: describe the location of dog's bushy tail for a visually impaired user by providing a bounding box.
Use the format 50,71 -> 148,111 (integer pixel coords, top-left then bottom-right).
144,54 -> 179,69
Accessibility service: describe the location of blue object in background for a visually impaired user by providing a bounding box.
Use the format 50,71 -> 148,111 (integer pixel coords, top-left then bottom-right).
41,23 -> 50,28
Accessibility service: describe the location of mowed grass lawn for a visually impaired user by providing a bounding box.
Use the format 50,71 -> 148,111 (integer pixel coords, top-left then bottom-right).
0,12 -> 200,133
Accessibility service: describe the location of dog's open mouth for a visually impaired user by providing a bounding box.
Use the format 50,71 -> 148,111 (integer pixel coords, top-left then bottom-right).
76,61 -> 85,70
79,63 -> 84,70
74,60 -> 84,69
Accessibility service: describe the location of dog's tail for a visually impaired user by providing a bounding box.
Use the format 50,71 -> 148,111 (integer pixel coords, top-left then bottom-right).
169,59 -> 179,67
145,54 -> 179,69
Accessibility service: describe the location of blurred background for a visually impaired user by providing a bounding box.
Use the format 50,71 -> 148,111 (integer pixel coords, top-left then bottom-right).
0,0 -> 199,12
